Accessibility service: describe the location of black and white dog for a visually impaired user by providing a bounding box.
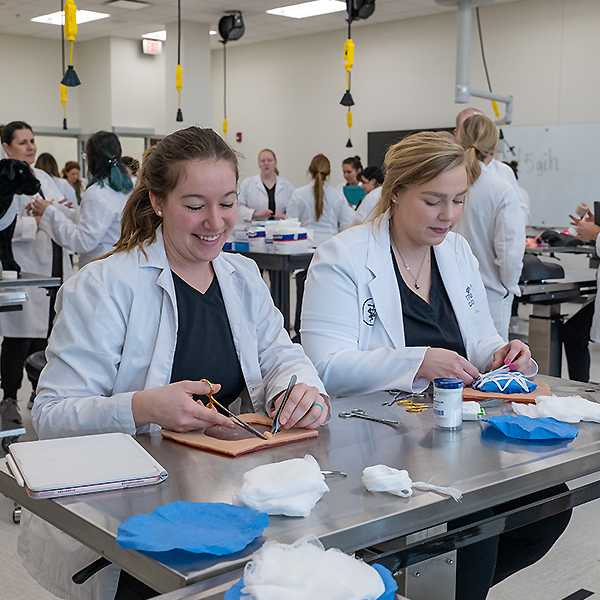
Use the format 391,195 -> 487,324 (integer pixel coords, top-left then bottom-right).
0,159 -> 42,273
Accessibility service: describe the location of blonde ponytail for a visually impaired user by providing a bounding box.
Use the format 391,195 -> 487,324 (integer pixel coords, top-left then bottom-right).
457,114 -> 498,185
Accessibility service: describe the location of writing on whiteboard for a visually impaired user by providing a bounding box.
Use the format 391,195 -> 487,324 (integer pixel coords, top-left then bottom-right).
510,148 -> 559,177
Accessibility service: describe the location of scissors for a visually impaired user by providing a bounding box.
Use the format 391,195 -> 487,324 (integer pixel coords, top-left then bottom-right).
200,379 -> 267,440
271,375 -> 297,435
338,409 -> 399,426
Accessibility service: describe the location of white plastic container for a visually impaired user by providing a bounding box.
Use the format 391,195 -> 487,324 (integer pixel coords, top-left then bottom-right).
247,226 -> 266,252
433,378 -> 463,431
273,222 -> 309,254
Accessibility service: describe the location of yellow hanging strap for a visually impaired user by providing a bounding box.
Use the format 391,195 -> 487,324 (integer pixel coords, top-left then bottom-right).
176,64 -> 183,109
492,100 -> 500,119
60,84 -> 68,119
223,119 -> 228,136
347,109 -> 352,140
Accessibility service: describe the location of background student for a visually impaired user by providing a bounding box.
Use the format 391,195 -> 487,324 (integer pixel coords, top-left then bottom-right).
457,114 -> 525,342
238,148 -> 294,221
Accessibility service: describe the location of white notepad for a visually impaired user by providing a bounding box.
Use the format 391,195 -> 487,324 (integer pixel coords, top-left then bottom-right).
7,432 -> 168,498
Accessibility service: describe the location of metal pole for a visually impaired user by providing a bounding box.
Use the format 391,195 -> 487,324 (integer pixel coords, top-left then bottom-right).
455,0 -> 472,103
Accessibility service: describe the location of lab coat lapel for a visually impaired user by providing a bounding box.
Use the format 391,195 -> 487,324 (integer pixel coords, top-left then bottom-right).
138,230 -> 179,386
433,240 -> 474,358
213,254 -> 247,370
366,222 -> 405,348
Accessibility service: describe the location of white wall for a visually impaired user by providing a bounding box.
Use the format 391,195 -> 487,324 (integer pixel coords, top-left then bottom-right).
0,33 -> 81,130
211,0 -> 600,188
110,37 -> 166,134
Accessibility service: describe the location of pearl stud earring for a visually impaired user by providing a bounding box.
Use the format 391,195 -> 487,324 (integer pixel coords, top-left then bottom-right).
157,210 -> 163,217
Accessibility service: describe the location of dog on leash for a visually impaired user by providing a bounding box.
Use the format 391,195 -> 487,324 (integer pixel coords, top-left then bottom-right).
0,159 -> 42,273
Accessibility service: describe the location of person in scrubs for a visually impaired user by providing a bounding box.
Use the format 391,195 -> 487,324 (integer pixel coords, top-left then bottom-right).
238,148 -> 294,221
301,130 -> 569,600
21,127 -> 329,600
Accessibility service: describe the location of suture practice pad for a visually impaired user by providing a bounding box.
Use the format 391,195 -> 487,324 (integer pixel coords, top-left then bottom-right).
463,380 -> 551,404
161,414 -> 318,457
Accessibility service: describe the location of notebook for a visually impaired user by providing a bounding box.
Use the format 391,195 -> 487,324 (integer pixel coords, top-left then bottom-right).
7,432 -> 168,499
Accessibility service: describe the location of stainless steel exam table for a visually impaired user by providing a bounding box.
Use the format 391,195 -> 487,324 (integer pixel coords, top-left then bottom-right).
1,376 -> 600,599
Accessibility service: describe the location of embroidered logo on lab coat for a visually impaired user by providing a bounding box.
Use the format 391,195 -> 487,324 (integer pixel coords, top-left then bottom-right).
465,285 -> 475,307
362,298 -> 376,325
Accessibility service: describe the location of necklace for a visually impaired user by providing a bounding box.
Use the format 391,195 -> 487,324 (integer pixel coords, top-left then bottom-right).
392,242 -> 430,290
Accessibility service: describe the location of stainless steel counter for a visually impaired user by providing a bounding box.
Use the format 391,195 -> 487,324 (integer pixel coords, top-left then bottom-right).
2,376 -> 600,596
0,272 -> 61,289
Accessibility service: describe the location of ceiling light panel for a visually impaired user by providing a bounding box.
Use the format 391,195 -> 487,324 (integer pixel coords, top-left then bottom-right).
31,10 -> 110,26
142,29 -> 166,40
267,0 -> 346,19
106,0 -> 150,10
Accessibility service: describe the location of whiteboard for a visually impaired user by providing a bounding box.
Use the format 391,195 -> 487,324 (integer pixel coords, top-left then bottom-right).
496,124 -> 600,228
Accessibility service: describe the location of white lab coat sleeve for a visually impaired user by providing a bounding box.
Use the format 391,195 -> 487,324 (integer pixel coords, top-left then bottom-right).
32,273 -> 136,439
12,215 -> 38,241
286,192 -> 301,220
248,259 -> 329,414
302,239 -> 428,397
493,186 -> 525,296
338,194 -> 355,231
39,193 -> 114,255
238,178 -> 256,222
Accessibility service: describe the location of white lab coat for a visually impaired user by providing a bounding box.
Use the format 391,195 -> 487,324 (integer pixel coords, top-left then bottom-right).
238,174 -> 295,222
39,182 -> 129,267
301,215 -> 508,398
20,230 -> 328,600
353,187 -> 382,224
488,159 -> 530,224
0,168 -> 73,338
457,162 -> 525,340
286,182 -> 354,247
51,175 -> 78,206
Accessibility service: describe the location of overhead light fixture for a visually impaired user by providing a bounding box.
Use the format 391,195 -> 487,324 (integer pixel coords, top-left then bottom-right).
31,10 -> 110,26
106,0 -> 150,9
209,30 -> 218,35
142,30 -> 166,41
267,0 -> 346,19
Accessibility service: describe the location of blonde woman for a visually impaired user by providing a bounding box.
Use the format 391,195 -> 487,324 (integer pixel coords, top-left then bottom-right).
238,148 -> 294,221
457,114 -> 525,342
301,130 -> 568,600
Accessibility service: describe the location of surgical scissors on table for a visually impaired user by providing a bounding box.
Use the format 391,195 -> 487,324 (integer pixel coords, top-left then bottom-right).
338,409 -> 399,426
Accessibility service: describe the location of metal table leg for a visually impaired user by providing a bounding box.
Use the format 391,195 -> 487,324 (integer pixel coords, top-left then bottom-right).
528,305 -> 564,376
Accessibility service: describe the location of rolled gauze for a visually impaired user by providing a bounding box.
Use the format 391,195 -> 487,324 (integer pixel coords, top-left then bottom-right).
237,455 -> 329,517
576,202 -> 590,218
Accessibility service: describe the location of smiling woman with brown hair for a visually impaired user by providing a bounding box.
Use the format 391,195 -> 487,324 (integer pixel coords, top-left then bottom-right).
21,126 -> 329,600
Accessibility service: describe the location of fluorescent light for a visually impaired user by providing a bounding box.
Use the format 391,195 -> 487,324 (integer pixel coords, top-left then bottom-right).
142,30 -> 167,41
267,0 -> 346,19
107,0 -> 150,9
209,30 -> 218,35
31,10 -> 110,26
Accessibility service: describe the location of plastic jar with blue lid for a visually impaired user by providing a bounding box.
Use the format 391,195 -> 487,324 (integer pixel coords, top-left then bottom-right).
433,377 -> 463,431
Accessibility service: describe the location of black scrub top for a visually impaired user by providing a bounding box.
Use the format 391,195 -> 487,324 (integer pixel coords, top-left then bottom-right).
169,272 -> 246,408
391,248 -> 467,358
264,183 -> 276,214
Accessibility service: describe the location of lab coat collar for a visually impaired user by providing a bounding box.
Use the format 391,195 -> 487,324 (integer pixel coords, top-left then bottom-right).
365,215 -> 405,349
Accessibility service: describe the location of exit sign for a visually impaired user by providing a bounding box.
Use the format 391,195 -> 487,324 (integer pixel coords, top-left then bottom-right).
142,39 -> 162,55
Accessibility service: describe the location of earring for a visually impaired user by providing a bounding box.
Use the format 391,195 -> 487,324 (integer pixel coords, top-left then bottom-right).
157,211 -> 162,217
